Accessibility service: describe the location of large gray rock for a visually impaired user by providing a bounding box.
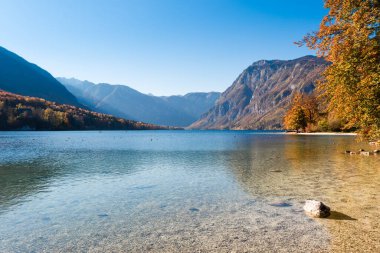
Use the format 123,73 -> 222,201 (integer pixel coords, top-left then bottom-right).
303,200 -> 331,218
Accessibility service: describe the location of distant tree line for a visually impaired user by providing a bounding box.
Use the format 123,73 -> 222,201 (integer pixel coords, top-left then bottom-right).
0,91 -> 170,130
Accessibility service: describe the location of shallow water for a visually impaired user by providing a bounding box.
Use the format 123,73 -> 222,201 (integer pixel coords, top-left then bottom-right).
0,131 -> 378,252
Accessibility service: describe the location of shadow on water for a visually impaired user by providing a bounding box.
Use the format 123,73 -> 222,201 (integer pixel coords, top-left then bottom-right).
0,149 -> 158,212
327,211 -> 357,221
0,160 -> 59,212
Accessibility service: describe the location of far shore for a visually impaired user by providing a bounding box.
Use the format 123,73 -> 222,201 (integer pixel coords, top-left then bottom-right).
286,132 -> 357,136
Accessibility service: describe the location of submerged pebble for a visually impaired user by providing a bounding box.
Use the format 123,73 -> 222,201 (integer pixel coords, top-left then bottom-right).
41,217 -> 51,222
269,202 -> 292,207
132,185 -> 157,190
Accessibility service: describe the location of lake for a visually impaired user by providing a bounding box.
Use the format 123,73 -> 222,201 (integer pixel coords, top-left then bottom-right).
0,131 -> 379,252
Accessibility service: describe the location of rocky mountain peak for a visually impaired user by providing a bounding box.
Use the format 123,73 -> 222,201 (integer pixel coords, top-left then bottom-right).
190,55 -> 328,130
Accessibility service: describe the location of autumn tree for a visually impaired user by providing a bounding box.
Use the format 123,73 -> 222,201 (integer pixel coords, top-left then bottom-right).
284,105 -> 307,132
284,92 -> 320,132
298,0 -> 380,140
301,93 -> 319,124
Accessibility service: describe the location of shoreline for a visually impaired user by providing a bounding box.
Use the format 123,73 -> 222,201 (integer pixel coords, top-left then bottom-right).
286,132 -> 357,136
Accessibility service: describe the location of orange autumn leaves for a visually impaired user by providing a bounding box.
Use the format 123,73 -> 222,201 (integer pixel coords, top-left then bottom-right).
292,0 -> 380,140
284,93 -> 319,132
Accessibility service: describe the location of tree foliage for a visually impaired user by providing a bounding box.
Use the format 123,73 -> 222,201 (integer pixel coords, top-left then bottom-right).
298,0 -> 380,140
284,93 -> 310,131
284,105 -> 307,132
0,91 -> 172,130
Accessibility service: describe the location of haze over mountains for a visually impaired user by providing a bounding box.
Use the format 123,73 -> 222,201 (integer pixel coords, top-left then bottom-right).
190,56 -> 328,129
0,46 -> 172,130
0,45 -> 327,129
0,46 -> 82,107
57,77 -> 220,127
0,91 -> 169,130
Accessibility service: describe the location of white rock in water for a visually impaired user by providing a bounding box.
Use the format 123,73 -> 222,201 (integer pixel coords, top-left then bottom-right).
303,200 -> 331,218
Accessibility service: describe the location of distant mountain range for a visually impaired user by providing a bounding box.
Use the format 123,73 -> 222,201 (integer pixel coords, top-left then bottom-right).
0,46 -> 82,107
0,91 -> 171,130
190,56 -> 328,129
57,77 -> 220,127
0,46 -> 327,130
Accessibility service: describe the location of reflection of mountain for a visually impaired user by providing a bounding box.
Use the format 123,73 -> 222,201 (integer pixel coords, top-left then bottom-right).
227,134 -> 380,253
0,148 -> 182,211
0,160 -> 59,212
226,135 -> 372,198
226,135 -> 295,197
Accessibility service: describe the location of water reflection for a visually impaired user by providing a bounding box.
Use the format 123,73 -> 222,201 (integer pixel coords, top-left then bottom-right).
227,135 -> 374,197
0,131 -> 378,252
1,148 -> 203,211
0,159 -> 59,212
227,134 -> 380,252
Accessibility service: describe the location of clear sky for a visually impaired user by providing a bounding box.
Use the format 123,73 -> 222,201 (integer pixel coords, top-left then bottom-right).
0,0 -> 326,95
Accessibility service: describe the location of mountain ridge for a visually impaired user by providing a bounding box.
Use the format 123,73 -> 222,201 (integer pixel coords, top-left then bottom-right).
0,46 -> 82,107
190,55 -> 328,129
58,77 -> 220,127
0,90 -> 173,130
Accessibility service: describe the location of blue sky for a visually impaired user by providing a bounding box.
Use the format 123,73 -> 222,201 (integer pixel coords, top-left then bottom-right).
0,0 -> 326,95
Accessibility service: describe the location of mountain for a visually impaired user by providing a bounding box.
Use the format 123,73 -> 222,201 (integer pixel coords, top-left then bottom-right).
160,92 -> 221,120
0,46 -> 81,107
190,55 -> 328,129
0,91 -> 172,130
57,77 -> 220,127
